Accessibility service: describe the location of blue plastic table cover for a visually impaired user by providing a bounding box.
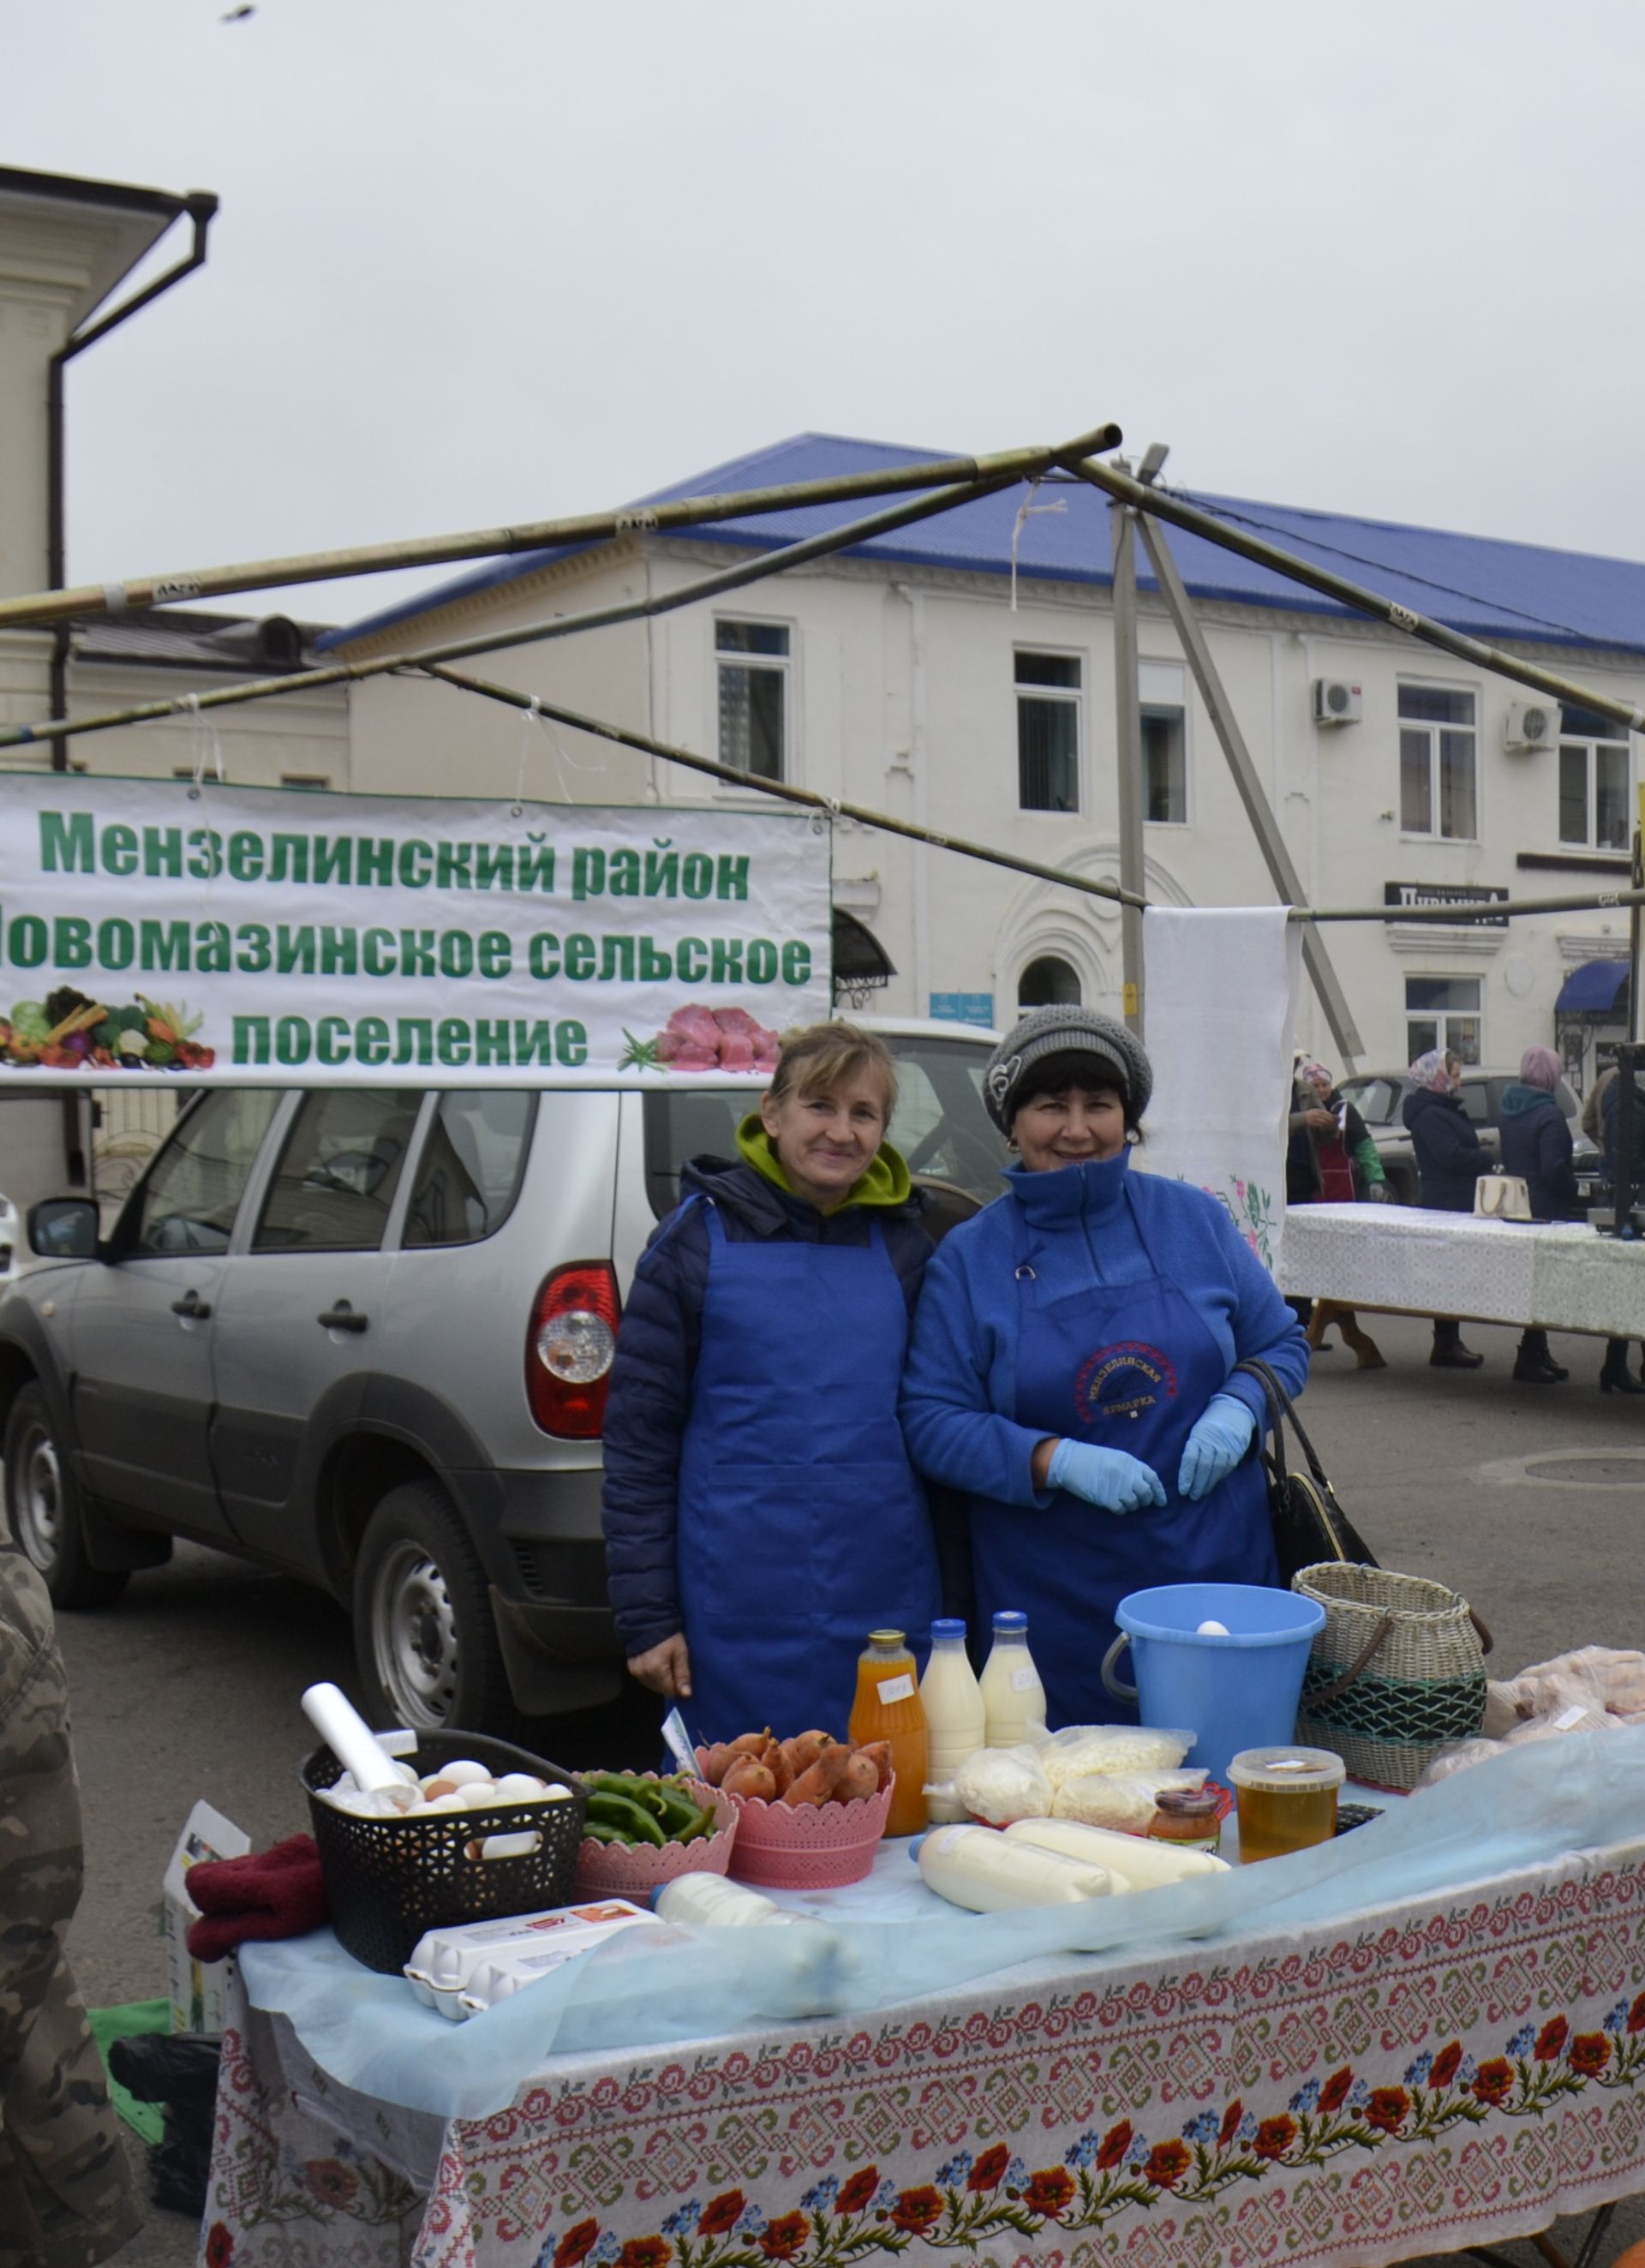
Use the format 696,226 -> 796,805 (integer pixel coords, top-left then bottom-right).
241,1725 -> 1645,2121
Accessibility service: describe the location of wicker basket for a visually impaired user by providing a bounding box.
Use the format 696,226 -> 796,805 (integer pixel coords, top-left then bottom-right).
1291,1565 -> 1487,1792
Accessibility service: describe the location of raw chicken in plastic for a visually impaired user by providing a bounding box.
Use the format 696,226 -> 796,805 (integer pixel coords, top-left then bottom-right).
1417,1645 -> 1645,1787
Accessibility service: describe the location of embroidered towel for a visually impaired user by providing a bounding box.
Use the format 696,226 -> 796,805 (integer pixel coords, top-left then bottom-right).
1136,906 -> 1301,1277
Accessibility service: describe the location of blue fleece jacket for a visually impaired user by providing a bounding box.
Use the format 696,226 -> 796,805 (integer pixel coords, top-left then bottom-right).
900,1148 -> 1309,1506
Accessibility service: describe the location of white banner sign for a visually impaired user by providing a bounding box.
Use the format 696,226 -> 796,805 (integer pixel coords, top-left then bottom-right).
0,777 -> 833,1085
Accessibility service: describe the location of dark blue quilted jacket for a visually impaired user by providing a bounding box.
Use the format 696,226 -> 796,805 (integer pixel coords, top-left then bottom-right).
600,1155 -> 935,1655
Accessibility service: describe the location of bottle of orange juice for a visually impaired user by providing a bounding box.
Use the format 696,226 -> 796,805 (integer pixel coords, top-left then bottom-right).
848,1629 -> 929,1838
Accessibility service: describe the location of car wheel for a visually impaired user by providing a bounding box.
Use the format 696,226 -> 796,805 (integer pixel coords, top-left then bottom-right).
353,1479 -> 515,1736
3,1383 -> 129,1608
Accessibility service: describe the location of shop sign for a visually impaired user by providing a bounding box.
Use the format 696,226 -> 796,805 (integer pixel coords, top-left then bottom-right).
1383,881 -> 1509,927
929,991 -> 996,1029
0,777 -> 832,1085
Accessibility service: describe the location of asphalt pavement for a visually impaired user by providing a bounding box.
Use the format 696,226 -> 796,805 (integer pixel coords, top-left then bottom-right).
37,1308 -> 1645,2268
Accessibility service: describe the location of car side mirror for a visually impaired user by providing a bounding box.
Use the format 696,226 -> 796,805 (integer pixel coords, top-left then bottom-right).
28,1197 -> 100,1260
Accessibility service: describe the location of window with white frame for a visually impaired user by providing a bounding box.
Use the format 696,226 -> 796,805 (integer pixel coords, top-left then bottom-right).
1140,660 -> 1187,825
1015,651 -> 1080,812
1405,976 -> 1481,1066
1398,683 -> 1477,839
1558,703 -> 1630,851
716,619 -> 789,781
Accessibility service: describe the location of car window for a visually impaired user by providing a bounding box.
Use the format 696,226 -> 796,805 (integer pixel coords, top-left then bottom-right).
252,1089 -> 422,1254
641,1032 -> 1004,1218
404,1092 -> 535,1247
1340,1078 -> 1398,1122
129,1091 -> 281,1256
1459,1083 -> 1492,1125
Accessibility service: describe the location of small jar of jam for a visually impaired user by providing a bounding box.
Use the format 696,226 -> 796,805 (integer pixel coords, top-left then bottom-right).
1146,1787 -> 1223,1854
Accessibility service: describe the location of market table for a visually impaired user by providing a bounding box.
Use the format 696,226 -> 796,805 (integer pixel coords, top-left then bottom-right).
1278,1203 -> 1645,1341
202,1738 -> 1645,2268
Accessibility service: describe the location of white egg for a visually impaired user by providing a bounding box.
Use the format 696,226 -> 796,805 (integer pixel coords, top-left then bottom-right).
493,1773 -> 547,1803
458,1780 -> 501,1808
433,1759 -> 493,1788
1196,1619 -> 1232,1637
418,1792 -> 467,1813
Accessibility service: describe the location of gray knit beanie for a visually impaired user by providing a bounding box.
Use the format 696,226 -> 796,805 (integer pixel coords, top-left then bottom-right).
983,1006 -> 1153,1132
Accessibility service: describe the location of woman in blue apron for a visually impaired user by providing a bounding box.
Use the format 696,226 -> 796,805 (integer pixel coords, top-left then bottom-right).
900,1006 -> 1309,1729
601,1023 -> 941,1742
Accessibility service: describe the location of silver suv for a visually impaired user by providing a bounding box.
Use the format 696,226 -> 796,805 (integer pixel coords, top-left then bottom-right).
0,1021 -> 1000,1738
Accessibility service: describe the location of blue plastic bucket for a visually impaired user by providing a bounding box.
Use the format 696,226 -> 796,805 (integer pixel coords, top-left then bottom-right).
1101,1583 -> 1326,1784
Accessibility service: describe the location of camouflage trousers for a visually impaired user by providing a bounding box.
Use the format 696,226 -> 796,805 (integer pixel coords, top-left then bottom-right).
0,1547 -> 140,2268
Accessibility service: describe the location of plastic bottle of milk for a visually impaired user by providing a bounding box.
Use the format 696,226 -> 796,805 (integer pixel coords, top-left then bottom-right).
979,1610 -> 1048,1748
653,1876 -> 800,1927
919,1619 -> 987,1823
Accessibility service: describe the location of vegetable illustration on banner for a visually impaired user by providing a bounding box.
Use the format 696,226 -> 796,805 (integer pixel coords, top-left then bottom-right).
0,779 -> 832,1085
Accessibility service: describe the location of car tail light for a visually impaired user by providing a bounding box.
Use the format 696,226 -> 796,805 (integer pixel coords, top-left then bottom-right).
527,1261 -> 622,1437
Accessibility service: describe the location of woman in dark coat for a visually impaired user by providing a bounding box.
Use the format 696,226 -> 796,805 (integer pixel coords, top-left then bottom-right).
1402,1049 -> 1491,1367
600,1020 -> 942,1740
1497,1044 -> 1577,1384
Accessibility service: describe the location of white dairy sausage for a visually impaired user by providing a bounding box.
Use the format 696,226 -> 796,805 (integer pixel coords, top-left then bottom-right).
1003,1816 -> 1229,1889
918,1823 -> 1111,1912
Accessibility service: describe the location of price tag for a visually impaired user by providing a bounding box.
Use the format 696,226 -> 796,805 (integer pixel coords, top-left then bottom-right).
876,1673 -> 915,1705
1009,1667 -> 1040,1692
1552,1704 -> 1588,1731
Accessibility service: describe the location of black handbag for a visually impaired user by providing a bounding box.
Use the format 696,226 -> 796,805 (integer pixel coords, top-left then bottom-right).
1235,1358 -> 1378,1585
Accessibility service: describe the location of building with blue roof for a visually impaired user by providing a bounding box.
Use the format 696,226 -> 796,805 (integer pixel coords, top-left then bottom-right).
335,430 -> 1645,1084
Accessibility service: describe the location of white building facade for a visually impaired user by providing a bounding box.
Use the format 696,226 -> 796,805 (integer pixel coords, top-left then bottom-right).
331,438 -> 1645,1086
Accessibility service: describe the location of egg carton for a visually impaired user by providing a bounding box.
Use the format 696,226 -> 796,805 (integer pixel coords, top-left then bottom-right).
404,1898 -> 666,2020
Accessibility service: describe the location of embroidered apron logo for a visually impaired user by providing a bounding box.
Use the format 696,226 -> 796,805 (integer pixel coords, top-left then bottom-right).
1074,1341 -> 1179,1427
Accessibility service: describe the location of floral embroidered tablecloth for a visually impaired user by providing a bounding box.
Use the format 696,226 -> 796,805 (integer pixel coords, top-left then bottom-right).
203,1846 -> 1645,2268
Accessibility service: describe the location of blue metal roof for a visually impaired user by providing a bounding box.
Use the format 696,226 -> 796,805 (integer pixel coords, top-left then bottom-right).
317,431 -> 1645,657
1557,959 -> 1630,1014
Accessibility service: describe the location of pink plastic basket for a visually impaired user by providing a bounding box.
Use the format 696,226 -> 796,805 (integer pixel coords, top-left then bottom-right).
571,1777 -> 738,1901
715,1774 -> 894,1889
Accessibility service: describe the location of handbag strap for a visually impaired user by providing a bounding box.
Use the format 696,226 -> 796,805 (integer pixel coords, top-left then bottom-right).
1235,1356 -> 1332,1491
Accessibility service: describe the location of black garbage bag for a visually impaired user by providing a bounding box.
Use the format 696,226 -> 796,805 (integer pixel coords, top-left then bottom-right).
106,2032 -> 222,2218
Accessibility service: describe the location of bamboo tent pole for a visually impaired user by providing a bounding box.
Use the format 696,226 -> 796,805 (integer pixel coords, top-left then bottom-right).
0,425 -> 1122,633
0,453 -> 1069,751
1059,450 -> 1645,736
420,655 -> 1645,930
416,659 -> 1148,912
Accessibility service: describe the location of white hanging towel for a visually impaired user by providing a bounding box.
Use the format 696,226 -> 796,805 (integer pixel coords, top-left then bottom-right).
1134,907 -> 1302,1278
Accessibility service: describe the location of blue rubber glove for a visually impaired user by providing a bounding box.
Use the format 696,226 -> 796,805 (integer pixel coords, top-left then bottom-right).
1047,1437 -> 1167,1513
1177,1392 -> 1258,1502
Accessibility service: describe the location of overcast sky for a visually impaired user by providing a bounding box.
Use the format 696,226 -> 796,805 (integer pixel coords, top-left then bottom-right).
9,0 -> 1645,633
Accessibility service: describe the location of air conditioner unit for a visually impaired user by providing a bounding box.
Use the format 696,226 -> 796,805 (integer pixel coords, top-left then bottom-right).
1505,700 -> 1558,751
1313,678 -> 1362,726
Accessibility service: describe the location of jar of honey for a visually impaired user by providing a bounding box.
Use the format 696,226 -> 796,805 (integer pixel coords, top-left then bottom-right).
1227,1746 -> 1345,1863
848,1629 -> 929,1838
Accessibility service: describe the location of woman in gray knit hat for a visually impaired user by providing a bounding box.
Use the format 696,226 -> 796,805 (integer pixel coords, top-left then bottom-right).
900,1005 -> 1308,1728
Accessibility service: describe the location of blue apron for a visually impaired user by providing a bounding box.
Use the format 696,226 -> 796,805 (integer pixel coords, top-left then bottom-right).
677,1200 -> 940,1744
969,1182 -> 1276,1728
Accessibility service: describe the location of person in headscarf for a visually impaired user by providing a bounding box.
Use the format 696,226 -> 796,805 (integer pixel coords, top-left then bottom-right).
1402,1049 -> 1492,1367
1294,1059 -> 1390,1368
1498,1044 -> 1577,1384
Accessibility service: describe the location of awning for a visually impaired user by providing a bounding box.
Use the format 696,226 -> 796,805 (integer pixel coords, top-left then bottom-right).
1556,958 -> 1630,1014
832,906 -> 895,990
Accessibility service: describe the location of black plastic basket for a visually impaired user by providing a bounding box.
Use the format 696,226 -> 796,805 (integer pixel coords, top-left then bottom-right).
301,1731 -> 586,1974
